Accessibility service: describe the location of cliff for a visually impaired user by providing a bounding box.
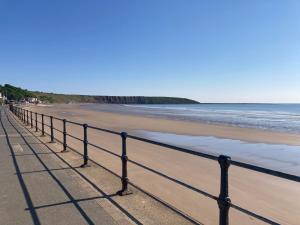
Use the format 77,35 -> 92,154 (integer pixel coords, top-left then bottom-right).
1,84 -> 199,104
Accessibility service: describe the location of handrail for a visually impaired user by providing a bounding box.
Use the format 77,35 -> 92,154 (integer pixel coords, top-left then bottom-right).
230,160 -> 300,182
53,127 -> 63,134
88,124 -> 120,135
9,105 -> 300,225
67,133 -> 83,142
127,134 -> 219,161
66,120 -> 83,126
52,116 -> 63,121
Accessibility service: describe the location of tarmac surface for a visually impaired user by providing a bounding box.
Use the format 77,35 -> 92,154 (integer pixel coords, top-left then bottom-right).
0,107 -> 118,225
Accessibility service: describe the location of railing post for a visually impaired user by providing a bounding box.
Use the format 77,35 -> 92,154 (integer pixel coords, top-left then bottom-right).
41,114 -> 45,136
218,155 -> 231,225
81,124 -> 89,167
117,132 -> 132,196
50,116 -> 55,143
26,110 -> 29,125
61,119 -> 68,152
23,109 -> 25,123
35,112 -> 38,132
30,111 -> 33,128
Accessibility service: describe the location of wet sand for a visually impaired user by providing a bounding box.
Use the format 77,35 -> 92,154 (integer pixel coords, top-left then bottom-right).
26,104 -> 300,225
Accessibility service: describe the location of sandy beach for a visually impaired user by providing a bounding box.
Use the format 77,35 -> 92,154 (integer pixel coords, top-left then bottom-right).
26,104 -> 300,225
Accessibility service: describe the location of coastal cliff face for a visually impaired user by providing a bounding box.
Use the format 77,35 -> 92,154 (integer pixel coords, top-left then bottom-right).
1,84 -> 199,104
35,93 -> 199,104
93,96 -> 198,104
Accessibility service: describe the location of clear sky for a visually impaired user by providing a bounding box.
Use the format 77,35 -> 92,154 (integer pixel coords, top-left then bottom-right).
0,0 -> 299,103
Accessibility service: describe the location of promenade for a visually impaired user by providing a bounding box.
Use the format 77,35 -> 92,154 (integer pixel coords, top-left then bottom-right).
0,107 -> 121,225
0,106 -> 195,225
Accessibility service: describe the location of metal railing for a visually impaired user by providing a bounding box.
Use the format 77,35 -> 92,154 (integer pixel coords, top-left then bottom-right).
9,105 -> 300,225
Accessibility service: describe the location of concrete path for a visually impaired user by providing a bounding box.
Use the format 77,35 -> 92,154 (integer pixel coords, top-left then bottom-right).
0,106 -> 119,225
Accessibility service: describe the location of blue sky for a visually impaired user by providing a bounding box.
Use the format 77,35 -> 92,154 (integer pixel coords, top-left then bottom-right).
0,0 -> 299,103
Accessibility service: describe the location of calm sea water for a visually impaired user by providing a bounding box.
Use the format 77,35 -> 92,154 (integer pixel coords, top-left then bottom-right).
83,103 -> 300,134
135,131 -> 300,175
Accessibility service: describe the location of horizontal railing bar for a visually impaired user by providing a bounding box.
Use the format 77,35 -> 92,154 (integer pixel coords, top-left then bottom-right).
88,142 -> 121,158
52,116 -> 63,121
66,133 -> 83,142
231,160 -> 300,183
128,158 -> 218,201
230,202 -> 279,225
37,113 -> 48,118
53,127 -> 63,133
43,124 -> 51,128
127,134 -> 219,161
128,134 -> 300,183
66,120 -> 83,126
88,124 -> 120,135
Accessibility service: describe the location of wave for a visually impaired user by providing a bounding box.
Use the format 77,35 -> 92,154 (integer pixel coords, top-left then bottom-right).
123,104 -> 300,134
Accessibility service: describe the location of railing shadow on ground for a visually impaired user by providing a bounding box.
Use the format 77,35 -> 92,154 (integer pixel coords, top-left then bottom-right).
2,109 -> 144,225
10,105 -> 300,225
0,110 -> 41,225
5,108 -> 147,225
16,167 -> 80,175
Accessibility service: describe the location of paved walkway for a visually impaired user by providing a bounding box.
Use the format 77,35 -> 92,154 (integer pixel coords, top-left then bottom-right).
0,107 -> 118,225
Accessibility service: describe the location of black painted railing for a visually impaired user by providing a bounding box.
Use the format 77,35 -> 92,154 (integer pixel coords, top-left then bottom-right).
9,105 -> 300,225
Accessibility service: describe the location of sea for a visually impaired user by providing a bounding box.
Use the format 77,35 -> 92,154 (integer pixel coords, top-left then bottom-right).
81,103 -> 300,175
83,103 -> 300,133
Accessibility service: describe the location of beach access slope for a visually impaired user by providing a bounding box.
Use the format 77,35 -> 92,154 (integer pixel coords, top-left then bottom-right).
27,104 -> 300,225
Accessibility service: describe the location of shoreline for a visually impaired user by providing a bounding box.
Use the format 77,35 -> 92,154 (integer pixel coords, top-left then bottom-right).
29,103 -> 300,146
79,103 -> 300,136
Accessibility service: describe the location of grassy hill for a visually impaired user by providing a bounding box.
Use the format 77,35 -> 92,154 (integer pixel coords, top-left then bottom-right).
0,84 -> 199,104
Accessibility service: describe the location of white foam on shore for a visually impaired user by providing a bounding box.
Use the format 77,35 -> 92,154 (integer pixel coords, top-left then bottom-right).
82,103 -> 300,134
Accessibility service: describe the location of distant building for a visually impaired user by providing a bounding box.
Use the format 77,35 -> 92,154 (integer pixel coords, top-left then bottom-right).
0,93 -> 4,105
0,92 -> 5,101
27,97 -> 38,103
